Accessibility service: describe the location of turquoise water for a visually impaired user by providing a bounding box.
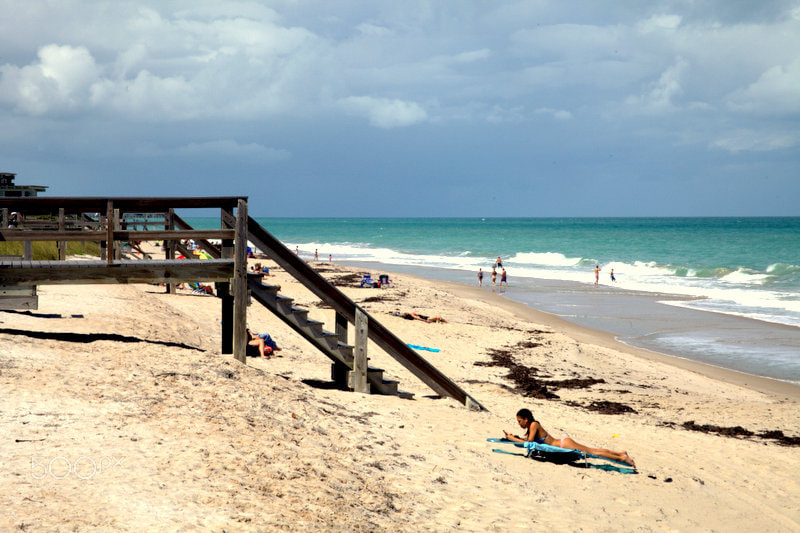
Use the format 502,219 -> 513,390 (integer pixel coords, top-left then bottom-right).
184,216 -> 800,383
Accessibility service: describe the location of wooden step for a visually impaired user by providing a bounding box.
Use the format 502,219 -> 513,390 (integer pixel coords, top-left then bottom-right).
290,306 -> 309,322
336,342 -> 354,357
304,318 -> 325,335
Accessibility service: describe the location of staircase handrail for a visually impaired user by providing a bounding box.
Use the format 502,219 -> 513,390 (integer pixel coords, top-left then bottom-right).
246,216 -> 484,410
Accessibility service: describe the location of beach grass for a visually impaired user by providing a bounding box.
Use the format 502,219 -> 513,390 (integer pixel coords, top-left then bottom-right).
0,241 -> 100,259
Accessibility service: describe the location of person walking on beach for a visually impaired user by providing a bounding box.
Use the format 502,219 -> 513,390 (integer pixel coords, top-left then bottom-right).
610,269 -> 616,282
491,267 -> 497,292
503,408 -> 636,468
314,249 -> 319,261
477,268 -> 484,287
594,265 -> 600,286
500,268 -> 508,289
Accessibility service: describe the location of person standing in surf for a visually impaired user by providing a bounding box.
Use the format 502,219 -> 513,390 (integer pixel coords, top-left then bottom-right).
594,265 -> 600,286
477,268 -> 484,287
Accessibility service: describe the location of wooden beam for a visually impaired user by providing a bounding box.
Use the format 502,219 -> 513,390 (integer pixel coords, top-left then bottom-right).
219,208 -> 234,354
0,259 -> 234,285
0,196 -> 245,214
335,312 -> 348,342
0,229 -> 236,242
58,208 -> 66,260
106,201 -> 114,265
353,307 -> 369,393
232,199 -> 248,363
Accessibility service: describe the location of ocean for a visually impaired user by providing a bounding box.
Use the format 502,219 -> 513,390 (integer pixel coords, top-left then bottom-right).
186,217 -> 800,385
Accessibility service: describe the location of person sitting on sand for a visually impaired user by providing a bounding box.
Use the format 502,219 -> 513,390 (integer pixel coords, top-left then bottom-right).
503,408 -> 636,468
246,328 -> 282,359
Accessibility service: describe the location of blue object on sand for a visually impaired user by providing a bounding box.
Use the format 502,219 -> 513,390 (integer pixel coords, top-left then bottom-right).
407,344 -> 440,352
487,438 -> 637,474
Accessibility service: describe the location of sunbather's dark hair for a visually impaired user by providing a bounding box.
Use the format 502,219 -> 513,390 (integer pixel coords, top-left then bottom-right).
516,408 -> 535,422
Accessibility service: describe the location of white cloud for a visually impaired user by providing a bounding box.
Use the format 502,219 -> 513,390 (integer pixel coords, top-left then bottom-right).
451,49 -> 491,64
535,107 -> 573,120
0,44 -> 99,115
356,22 -> 394,37
712,129 -> 798,152
624,57 -> 688,114
137,139 -> 291,160
726,57 -> 800,114
636,14 -> 682,33
339,96 -> 427,128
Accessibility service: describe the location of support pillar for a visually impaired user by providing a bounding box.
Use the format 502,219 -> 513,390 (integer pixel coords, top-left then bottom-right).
219,208 -> 234,354
232,199 -> 248,363
331,311 -> 350,388
353,307 -> 369,393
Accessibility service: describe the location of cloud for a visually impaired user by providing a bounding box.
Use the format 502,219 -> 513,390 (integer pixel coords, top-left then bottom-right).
535,107 -> 573,120
624,57 -> 688,114
339,96 -> 427,128
137,139 -> 291,160
0,44 -> 99,115
712,129 -> 798,152
726,57 -> 800,114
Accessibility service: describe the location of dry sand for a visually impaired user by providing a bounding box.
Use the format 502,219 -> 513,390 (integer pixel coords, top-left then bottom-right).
2,250 -> 799,531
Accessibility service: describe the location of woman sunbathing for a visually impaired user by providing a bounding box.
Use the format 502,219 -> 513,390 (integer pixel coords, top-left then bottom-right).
504,408 -> 636,468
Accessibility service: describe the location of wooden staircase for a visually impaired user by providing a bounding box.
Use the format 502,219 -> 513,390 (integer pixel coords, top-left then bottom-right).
244,216 -> 484,410
247,273 -> 408,397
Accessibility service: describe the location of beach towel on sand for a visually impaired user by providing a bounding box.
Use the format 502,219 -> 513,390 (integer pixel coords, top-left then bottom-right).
487,439 -> 637,474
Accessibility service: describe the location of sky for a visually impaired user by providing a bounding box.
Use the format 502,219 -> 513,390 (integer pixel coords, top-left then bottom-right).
1,1 -> 799,217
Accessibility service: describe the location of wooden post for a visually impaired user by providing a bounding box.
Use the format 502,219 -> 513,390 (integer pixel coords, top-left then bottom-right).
106,201 -> 114,265
23,240 -> 33,260
113,208 -> 122,260
353,307 -> 369,393
99,211 -> 107,261
335,312 -> 348,343
165,208 -> 176,294
58,208 -> 66,260
331,311 -> 350,388
232,199 -> 248,363
219,208 -> 234,354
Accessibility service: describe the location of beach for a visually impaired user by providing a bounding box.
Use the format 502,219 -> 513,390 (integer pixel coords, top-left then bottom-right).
2,252 -> 799,531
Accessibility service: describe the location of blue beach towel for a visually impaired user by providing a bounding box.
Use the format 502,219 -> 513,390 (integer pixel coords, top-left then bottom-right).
407,344 -> 440,352
487,438 -> 637,474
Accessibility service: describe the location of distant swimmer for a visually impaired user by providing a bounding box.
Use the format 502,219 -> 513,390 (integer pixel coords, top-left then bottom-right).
610,269 -> 616,282
594,265 -> 600,286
